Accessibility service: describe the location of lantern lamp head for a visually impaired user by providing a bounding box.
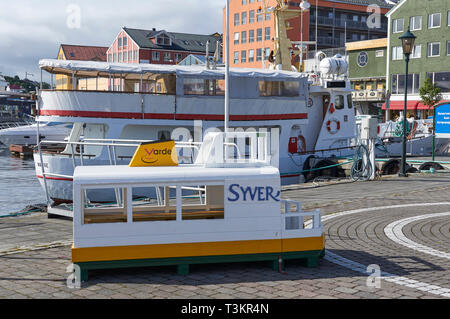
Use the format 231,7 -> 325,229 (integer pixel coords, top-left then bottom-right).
399,26 -> 416,55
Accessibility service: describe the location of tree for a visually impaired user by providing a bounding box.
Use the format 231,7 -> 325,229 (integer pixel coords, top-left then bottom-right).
419,78 -> 442,162
419,78 -> 442,112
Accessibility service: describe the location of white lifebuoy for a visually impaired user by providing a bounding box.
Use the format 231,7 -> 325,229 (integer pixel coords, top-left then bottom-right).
326,119 -> 341,134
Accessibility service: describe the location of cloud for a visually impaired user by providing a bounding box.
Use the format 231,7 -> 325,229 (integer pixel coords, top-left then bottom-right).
0,0 -> 224,81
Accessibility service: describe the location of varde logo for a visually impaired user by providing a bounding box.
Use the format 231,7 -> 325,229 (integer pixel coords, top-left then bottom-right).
129,140 -> 178,167
228,184 -> 281,202
142,147 -> 173,164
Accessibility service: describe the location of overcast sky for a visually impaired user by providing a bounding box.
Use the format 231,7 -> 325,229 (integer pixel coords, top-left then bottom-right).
0,0 -> 224,82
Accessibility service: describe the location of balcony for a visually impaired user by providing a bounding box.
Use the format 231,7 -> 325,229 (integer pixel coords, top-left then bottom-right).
310,16 -> 387,32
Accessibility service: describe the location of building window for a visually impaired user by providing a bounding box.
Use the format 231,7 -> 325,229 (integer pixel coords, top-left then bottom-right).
375,50 -> 384,58
265,13 -> 271,21
257,9 -> 263,22
242,0 -> 247,4
410,16 -> 422,31
256,48 -> 262,61
123,50 -> 128,62
392,46 -> 403,60
428,42 -> 440,57
265,27 -> 271,41
134,50 -> 138,61
249,30 -> 255,43
234,32 -> 240,45
447,40 -> 450,56
393,18 -> 404,33
264,48 -> 270,60
241,31 -> 247,44
448,11 -> 450,26
119,52 -> 123,62
428,13 -> 441,28
249,10 -> 255,23
234,13 -> 240,26
175,53 -> 183,63
242,12 -> 247,25
411,44 -> 421,59
163,52 -> 171,62
249,49 -> 255,62
108,53 -> 112,62
113,53 -> 117,62
257,28 -> 262,42
123,37 -> 128,47
118,38 -> 122,47
234,51 -> 239,64
391,74 -> 420,94
241,50 -> 247,63
426,72 -> 450,92
152,51 -> 160,61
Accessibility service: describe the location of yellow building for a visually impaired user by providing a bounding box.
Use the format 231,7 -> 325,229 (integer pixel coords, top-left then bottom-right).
56,44 -> 109,91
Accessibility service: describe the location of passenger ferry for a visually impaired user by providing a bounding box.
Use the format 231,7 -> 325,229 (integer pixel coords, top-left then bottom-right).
34,58 -> 356,204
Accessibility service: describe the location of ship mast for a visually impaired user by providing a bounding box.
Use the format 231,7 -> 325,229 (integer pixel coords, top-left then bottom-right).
271,0 -> 301,71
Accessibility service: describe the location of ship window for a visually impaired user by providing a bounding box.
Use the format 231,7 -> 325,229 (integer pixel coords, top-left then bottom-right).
182,185 -> 224,220
347,95 -> 353,109
183,78 -> 225,96
131,186 -> 177,222
158,130 -> 171,141
130,185 -> 224,222
258,81 -> 300,97
335,95 -> 345,109
82,188 -> 127,224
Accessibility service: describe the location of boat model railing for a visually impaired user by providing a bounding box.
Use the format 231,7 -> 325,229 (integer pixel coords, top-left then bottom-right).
37,133 -> 267,207
37,136 -> 243,180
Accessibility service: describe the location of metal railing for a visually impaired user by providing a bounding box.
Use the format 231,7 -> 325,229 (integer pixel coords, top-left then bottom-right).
281,200 -> 322,231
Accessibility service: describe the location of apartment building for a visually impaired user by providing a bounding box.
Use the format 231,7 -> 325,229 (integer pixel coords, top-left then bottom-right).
386,0 -> 450,119
224,0 -> 391,68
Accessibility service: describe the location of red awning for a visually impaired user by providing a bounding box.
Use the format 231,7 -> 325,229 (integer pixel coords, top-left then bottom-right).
382,101 -> 418,110
383,100 -> 450,111
417,101 -> 450,109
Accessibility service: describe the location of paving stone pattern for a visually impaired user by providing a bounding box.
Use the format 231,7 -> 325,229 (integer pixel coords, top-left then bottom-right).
0,173 -> 449,299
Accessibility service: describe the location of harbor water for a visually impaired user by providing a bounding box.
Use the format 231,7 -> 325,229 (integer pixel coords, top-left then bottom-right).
0,146 -> 45,216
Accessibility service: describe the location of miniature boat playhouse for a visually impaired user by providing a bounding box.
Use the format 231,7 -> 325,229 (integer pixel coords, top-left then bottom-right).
71,132 -> 325,281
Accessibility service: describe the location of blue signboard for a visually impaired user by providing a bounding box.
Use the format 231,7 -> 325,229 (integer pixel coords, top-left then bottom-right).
435,103 -> 450,138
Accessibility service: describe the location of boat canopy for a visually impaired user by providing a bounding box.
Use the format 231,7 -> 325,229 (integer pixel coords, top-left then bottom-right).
39,59 -> 306,81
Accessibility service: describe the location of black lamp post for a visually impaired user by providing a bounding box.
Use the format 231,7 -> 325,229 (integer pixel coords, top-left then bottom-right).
398,26 -> 416,177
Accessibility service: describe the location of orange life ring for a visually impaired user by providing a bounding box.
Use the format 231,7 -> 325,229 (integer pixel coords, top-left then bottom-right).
326,119 -> 341,134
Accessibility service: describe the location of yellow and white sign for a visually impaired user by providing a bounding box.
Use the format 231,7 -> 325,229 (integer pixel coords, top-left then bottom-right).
129,140 -> 178,167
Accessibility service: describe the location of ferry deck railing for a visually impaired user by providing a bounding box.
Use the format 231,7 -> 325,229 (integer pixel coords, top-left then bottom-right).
37,137 -> 244,211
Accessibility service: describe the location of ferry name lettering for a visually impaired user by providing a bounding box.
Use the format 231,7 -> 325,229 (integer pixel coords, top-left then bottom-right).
227,184 -> 280,202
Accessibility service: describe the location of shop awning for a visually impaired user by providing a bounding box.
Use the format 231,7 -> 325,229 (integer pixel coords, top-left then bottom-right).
382,100 -> 419,110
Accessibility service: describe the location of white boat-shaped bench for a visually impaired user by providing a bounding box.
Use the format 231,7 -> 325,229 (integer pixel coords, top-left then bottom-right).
71,132 -> 325,281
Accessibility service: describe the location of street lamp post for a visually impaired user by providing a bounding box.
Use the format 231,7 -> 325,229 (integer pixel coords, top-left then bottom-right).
398,27 -> 416,177
299,1 -> 310,72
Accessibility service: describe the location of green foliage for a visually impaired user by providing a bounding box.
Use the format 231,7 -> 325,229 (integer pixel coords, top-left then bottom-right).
3,75 -> 50,92
419,78 -> 442,109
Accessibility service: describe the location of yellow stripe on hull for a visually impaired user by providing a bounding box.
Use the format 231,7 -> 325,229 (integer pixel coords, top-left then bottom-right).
72,235 -> 325,263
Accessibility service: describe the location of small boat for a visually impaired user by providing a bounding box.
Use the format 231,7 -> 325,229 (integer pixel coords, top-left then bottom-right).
0,122 -> 72,147
70,132 -> 325,281
376,117 -> 449,156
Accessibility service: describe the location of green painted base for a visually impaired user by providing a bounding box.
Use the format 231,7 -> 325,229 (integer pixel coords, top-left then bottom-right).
74,249 -> 325,282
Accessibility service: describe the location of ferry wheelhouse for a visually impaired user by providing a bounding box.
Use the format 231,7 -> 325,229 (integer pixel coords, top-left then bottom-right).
35,58 -> 356,204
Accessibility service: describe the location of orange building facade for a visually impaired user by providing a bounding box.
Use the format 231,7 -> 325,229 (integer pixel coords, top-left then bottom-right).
224,0 -> 391,69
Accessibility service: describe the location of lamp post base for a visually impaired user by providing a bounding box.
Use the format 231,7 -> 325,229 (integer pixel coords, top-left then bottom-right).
398,173 -> 408,178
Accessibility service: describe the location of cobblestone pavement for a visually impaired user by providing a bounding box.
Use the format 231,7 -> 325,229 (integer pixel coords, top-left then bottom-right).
0,173 -> 449,299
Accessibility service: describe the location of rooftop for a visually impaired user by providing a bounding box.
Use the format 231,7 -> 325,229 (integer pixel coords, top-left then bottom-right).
60,44 -> 108,62
123,27 -> 221,53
